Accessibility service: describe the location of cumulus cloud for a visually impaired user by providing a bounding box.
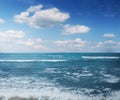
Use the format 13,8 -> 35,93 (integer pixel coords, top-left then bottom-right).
27,5 -> 43,12
0,30 -> 26,52
0,18 -> 5,24
18,38 -> 48,51
14,5 -> 70,28
95,40 -> 116,48
0,30 -> 49,52
18,38 -> 43,46
14,12 -> 29,24
62,24 -> 90,35
93,40 -> 120,52
103,33 -> 115,38
54,38 -> 87,51
0,30 -> 25,42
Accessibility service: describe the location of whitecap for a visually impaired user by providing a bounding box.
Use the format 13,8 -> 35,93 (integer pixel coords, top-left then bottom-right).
0,59 -> 67,62
104,76 -> 120,83
82,56 -> 119,59
101,72 -> 120,83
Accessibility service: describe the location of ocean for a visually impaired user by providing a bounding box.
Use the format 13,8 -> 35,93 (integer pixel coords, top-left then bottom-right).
0,53 -> 120,100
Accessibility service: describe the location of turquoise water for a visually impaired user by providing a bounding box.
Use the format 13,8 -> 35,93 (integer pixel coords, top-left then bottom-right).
0,53 -> 120,100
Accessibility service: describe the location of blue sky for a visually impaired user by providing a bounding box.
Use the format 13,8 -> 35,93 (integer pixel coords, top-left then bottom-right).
0,0 -> 120,52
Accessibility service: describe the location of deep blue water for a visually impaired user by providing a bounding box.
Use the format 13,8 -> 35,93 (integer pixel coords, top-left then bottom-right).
0,53 -> 120,100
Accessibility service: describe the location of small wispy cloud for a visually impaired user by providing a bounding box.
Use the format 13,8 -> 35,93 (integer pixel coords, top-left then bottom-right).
92,40 -> 120,52
54,38 -> 88,51
0,18 -> 5,24
103,33 -> 115,38
18,38 -> 48,51
0,30 -> 25,42
94,40 -> 116,48
62,24 -> 90,35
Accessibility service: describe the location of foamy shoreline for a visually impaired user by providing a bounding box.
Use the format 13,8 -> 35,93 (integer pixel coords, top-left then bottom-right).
0,96 -> 107,100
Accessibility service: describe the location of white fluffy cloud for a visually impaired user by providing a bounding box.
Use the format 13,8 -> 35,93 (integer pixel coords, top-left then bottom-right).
0,18 -> 5,24
55,38 -> 87,51
0,30 -> 49,52
14,5 -> 70,28
63,24 -> 90,35
18,38 -> 43,46
92,40 -> 120,52
17,38 -> 48,51
27,5 -> 43,12
94,40 -> 117,48
0,30 -> 25,42
0,30 -> 26,52
103,33 -> 115,38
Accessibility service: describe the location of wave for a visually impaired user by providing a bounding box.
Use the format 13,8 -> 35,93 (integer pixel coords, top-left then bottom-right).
0,59 -> 67,62
0,76 -> 96,100
100,72 -> 120,83
0,89 -> 106,100
0,86 -> 120,100
0,76 -> 120,100
82,56 -> 119,59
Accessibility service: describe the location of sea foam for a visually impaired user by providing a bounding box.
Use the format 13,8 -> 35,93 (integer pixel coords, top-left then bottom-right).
0,77 -> 120,100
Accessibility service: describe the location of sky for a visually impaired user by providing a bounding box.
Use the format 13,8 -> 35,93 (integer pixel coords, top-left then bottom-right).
0,0 -> 120,52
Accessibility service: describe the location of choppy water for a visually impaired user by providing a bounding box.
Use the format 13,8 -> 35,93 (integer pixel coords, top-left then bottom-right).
0,53 -> 120,100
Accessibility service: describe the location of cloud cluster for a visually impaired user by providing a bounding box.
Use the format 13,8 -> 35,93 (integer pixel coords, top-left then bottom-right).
0,18 -> 5,24
95,40 -> 116,48
0,29 -> 119,52
18,38 -> 42,46
63,24 -> 90,35
93,40 -> 120,52
55,38 -> 87,51
18,38 -> 47,50
1,4 -> 119,52
0,29 -> 48,52
103,33 -> 115,38
14,5 -> 70,28
0,30 -> 25,52
0,30 -> 25,42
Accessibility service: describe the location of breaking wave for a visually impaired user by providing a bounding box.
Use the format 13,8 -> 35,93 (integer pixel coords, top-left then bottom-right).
0,76 -> 120,100
0,59 -> 67,62
82,56 -> 119,59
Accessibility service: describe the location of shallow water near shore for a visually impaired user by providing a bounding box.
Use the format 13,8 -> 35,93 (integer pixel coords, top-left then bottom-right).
0,53 -> 120,100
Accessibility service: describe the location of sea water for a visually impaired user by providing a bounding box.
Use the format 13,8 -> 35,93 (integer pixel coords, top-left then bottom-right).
0,53 -> 120,100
